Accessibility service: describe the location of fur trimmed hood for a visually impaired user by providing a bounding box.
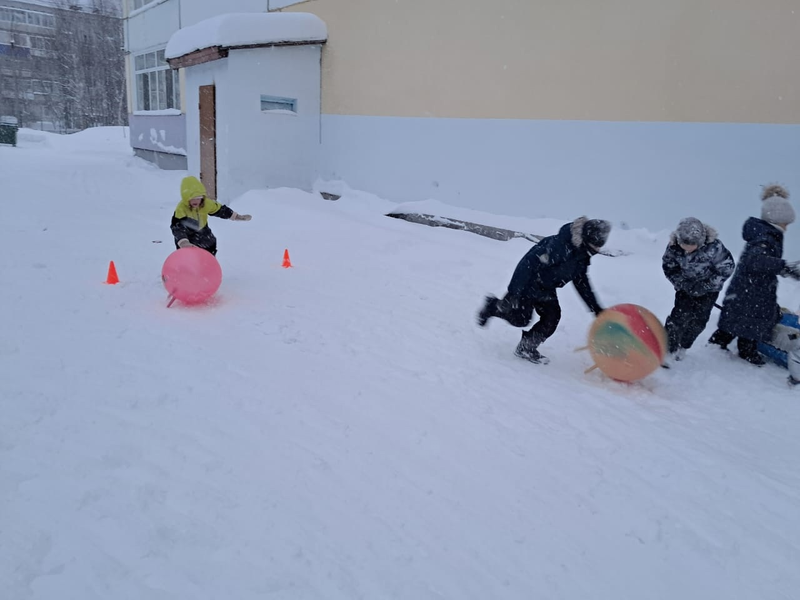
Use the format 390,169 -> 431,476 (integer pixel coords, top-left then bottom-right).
570,216 -> 589,248
569,216 -> 611,249
669,222 -> 718,247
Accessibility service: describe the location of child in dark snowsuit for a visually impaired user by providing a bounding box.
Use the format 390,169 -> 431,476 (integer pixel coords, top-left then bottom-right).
170,175 -> 252,256
708,184 -> 800,365
662,217 -> 735,361
476,216 -> 609,364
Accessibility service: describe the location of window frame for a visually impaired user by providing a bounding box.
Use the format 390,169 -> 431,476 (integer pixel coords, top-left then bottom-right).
0,7 -> 55,28
129,0 -> 169,16
260,94 -> 298,114
133,48 -> 181,112
132,0 -> 156,10
31,79 -> 53,95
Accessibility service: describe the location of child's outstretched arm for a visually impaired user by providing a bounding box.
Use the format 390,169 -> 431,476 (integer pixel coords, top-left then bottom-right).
573,265 -> 603,315
208,201 -> 252,221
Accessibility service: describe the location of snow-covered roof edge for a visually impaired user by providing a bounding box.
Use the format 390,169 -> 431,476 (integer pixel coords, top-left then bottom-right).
165,12 -> 327,61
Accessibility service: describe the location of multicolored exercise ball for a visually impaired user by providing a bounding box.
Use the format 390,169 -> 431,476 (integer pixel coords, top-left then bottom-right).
588,303 -> 668,382
161,247 -> 223,305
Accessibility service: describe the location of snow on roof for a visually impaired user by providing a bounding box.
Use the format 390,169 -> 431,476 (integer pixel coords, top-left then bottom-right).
165,12 -> 327,60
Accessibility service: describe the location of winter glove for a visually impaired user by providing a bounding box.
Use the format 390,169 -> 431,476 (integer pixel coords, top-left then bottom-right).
177,238 -> 195,249
230,212 -> 252,221
781,260 -> 800,280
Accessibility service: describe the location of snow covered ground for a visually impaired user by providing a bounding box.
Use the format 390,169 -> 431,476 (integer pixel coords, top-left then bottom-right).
2,128 -> 800,599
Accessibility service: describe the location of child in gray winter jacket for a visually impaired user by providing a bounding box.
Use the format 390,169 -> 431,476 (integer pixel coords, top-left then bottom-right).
662,217 -> 735,361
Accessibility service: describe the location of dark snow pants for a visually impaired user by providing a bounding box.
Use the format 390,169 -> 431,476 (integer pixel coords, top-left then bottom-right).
174,227 -> 218,256
708,329 -> 764,360
665,290 -> 718,353
494,294 -> 562,343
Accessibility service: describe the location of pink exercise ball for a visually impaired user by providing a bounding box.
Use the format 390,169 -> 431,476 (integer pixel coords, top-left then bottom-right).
161,247 -> 222,305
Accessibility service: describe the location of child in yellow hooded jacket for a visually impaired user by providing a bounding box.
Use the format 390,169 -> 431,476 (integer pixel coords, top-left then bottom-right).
170,176 -> 251,256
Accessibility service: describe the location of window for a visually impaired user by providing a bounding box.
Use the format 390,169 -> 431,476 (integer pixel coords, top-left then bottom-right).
18,79 -> 33,99
0,7 -> 55,28
11,33 -> 30,47
30,36 -> 54,57
260,95 -> 297,113
30,36 -> 53,52
32,80 -> 53,95
134,49 -> 180,111
132,0 -> 158,10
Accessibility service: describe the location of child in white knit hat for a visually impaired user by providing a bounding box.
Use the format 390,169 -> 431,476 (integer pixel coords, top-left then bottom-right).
709,184 -> 800,372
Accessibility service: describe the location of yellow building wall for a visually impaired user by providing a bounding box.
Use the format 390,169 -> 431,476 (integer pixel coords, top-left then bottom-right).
284,0 -> 800,123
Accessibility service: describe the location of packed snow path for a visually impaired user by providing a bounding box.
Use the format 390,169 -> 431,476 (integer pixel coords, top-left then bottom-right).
1,128 -> 799,599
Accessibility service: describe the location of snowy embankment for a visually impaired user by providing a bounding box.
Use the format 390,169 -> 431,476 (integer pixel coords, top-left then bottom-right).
1,128 -> 799,599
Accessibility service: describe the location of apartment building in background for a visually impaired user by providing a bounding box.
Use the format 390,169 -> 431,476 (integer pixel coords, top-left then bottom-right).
0,0 -> 125,132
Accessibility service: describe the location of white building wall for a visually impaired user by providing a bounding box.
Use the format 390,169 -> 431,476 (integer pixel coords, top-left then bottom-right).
316,116 -> 800,259
184,60 -> 230,194
219,46 -> 322,201
126,0 -> 180,53
126,0 -> 270,54
180,0 -> 268,27
267,1 -> 307,9
125,0 -> 183,163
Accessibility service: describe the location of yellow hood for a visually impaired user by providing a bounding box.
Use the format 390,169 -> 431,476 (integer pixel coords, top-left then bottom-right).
180,175 -> 209,203
174,176 -> 223,229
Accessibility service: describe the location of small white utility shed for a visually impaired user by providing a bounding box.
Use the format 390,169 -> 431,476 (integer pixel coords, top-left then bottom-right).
166,13 -> 328,202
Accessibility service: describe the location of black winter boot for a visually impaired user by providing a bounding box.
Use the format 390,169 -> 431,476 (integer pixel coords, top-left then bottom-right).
708,329 -> 733,350
476,295 -> 499,327
739,352 -> 765,366
514,332 -> 549,364
738,339 -> 765,366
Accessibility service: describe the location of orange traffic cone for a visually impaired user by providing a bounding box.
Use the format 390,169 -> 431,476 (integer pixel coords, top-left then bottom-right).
104,261 -> 119,284
282,249 -> 292,268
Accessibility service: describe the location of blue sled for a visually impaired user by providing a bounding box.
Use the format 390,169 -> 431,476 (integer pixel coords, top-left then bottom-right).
757,312 -> 800,368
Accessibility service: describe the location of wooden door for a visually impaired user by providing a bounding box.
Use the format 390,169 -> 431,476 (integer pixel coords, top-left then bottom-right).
198,84 -> 217,200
